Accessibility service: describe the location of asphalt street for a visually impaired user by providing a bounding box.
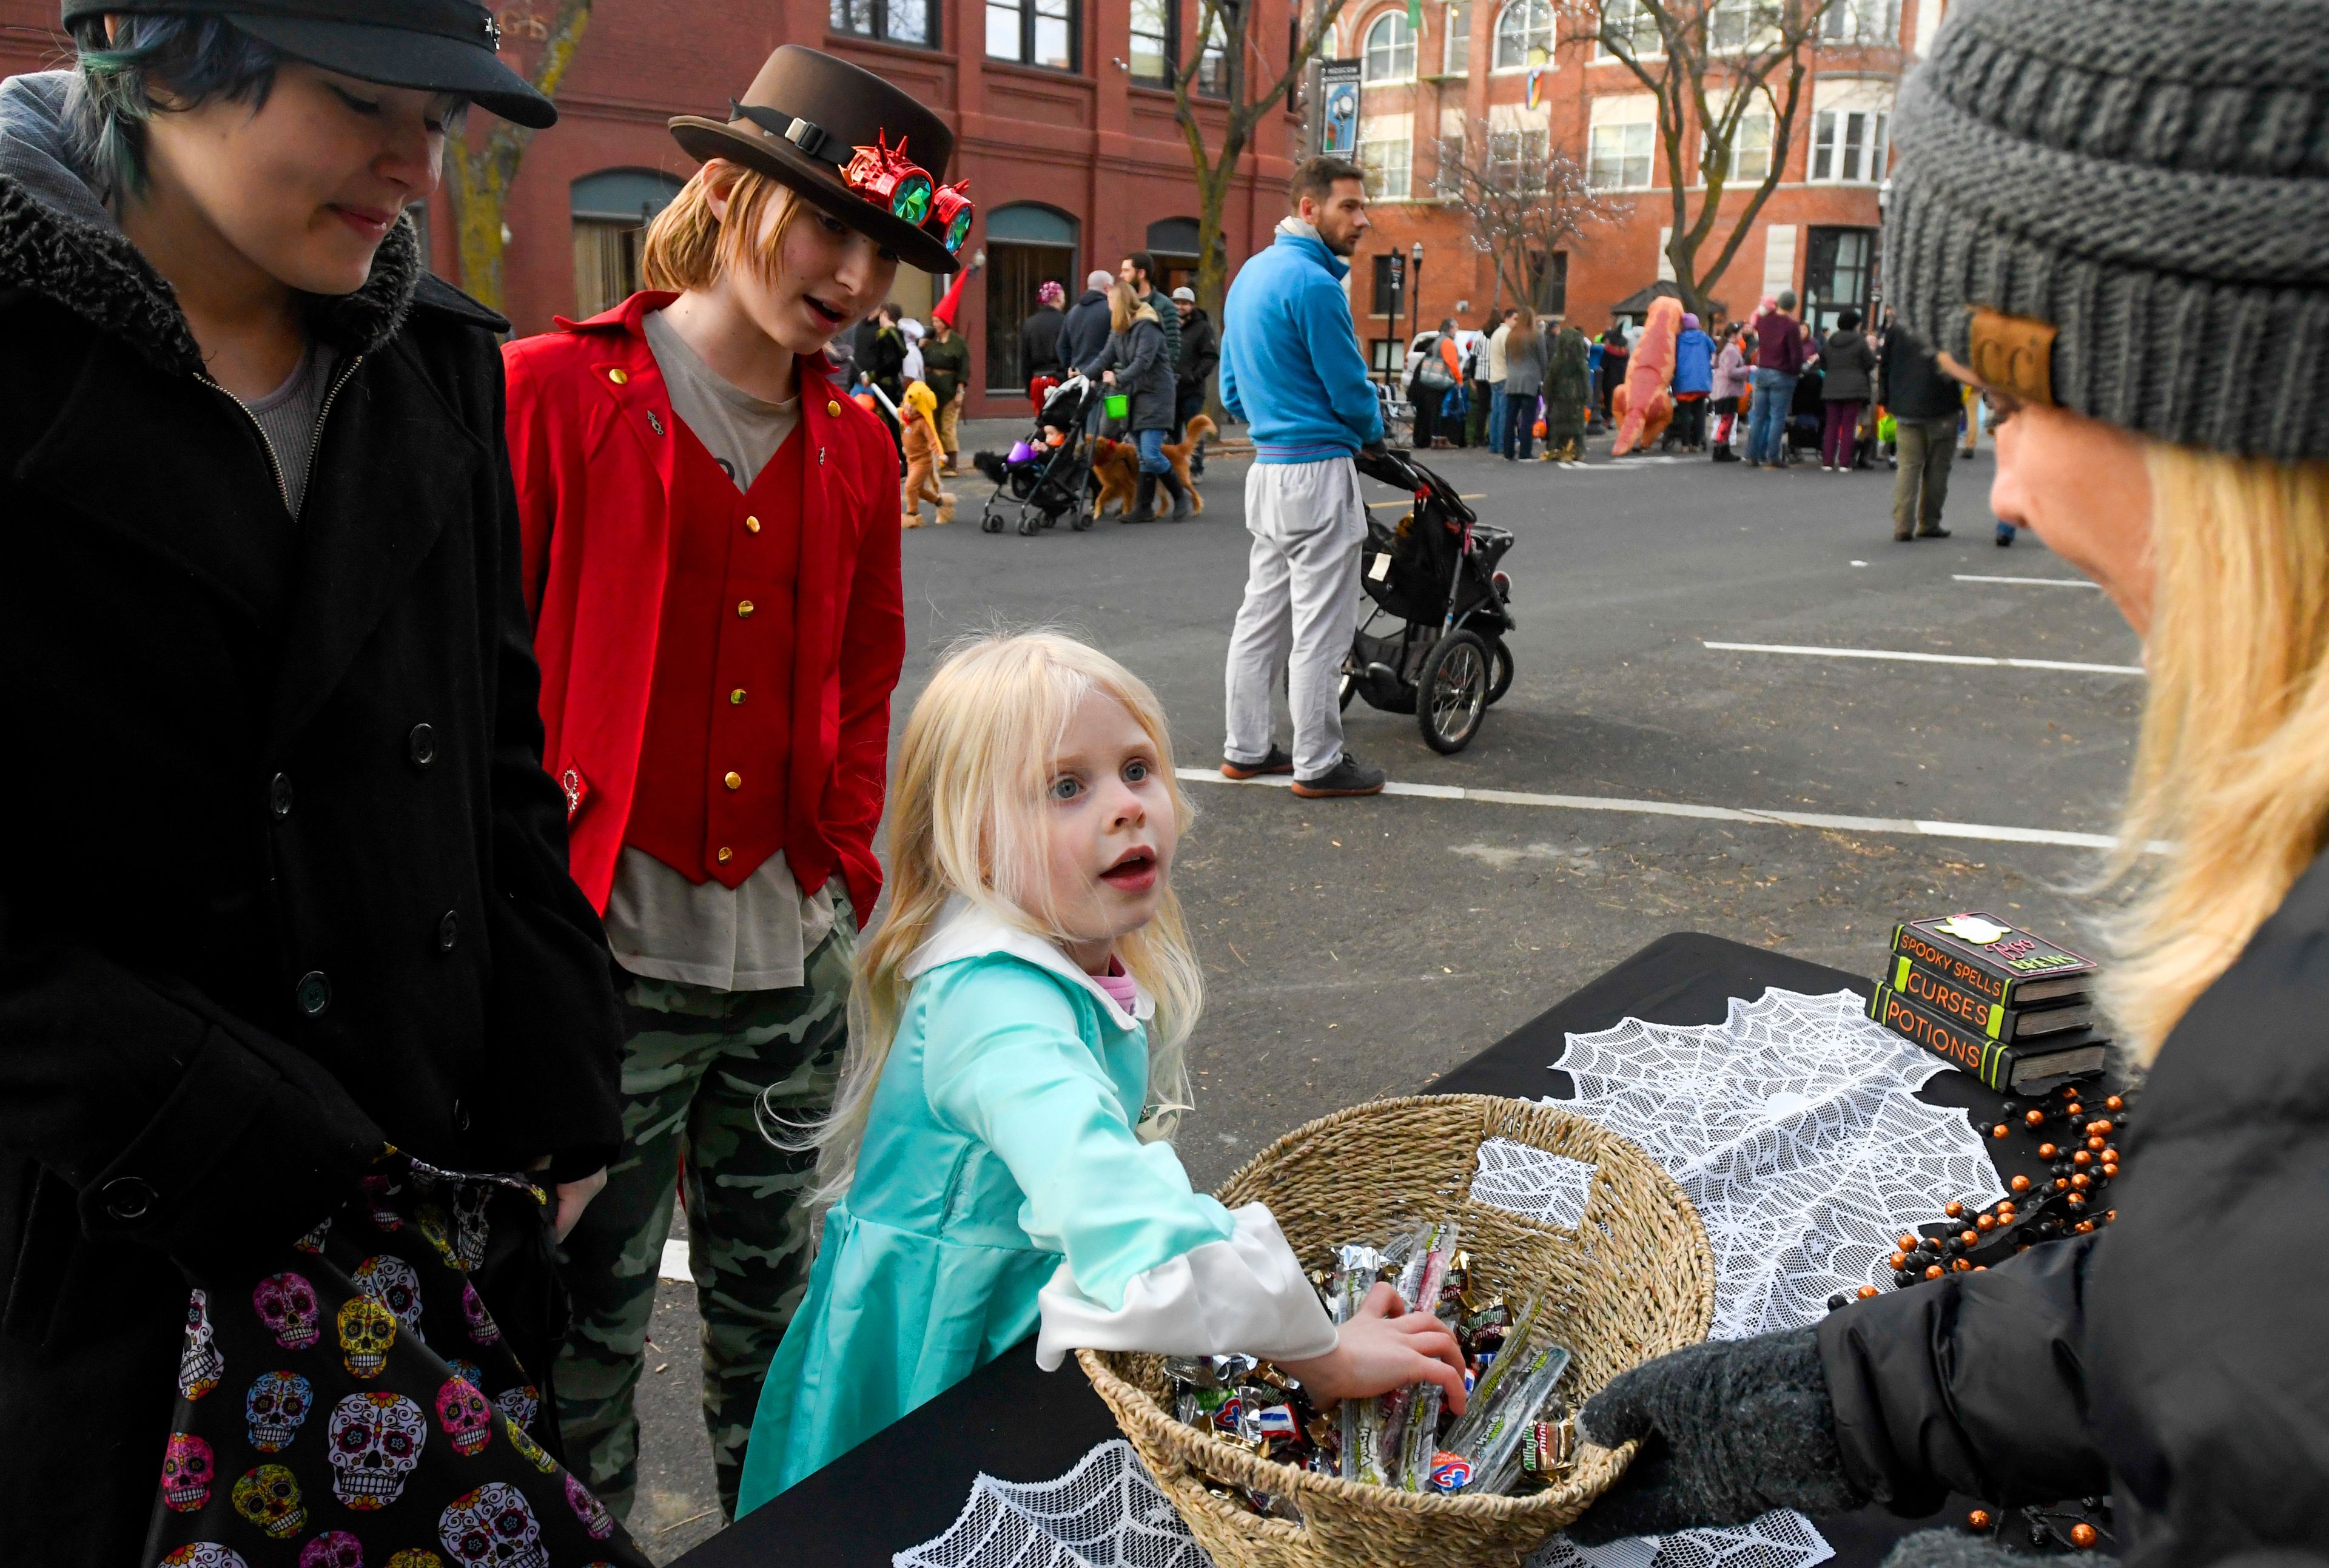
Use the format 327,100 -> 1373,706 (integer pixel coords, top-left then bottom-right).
624,425 -> 2145,1560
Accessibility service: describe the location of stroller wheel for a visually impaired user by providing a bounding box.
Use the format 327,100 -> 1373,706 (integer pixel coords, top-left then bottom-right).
1486,639 -> 1515,705
1417,630 -> 1491,754
980,508 -> 1003,534
1017,510 -> 1041,536
1070,508 -> 1094,531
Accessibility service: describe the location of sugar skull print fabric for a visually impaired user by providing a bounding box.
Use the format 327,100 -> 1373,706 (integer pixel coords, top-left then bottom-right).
144,1154 -> 647,1567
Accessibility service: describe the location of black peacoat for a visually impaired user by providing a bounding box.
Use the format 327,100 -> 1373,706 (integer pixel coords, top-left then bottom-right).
0,156 -> 625,1561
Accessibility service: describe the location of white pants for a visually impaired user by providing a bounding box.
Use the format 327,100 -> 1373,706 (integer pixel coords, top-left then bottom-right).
1224,456 -> 1366,780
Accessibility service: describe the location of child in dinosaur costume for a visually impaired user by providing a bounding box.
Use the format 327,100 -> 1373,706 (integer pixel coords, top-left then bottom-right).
1610,295 -> 1682,456
900,380 -> 954,527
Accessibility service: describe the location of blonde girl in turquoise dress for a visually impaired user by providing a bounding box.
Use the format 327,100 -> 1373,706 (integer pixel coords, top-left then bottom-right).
737,632 -> 1467,1509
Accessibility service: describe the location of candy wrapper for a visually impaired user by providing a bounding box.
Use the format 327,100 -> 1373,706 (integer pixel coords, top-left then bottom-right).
1374,1219 -> 1463,1481
1447,1339 -> 1573,1495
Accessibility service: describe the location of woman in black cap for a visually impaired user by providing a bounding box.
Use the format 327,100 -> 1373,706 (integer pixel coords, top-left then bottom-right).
502,44 -> 971,1528
1562,3 -> 2329,1566
0,5 -> 631,1564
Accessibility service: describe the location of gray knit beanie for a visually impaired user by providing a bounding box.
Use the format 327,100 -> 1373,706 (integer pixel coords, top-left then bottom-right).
1884,0 -> 2329,463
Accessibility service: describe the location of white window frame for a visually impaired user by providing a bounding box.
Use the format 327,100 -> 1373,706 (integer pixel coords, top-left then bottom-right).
1360,132 -> 1414,198
1443,0 -> 1472,75
1587,95 -> 1656,190
1491,0 -> 1554,70
1700,108 -> 1772,183
1363,9 -> 1416,82
1595,0 -> 1662,59
1821,0 -> 1899,44
1707,0 -> 1778,53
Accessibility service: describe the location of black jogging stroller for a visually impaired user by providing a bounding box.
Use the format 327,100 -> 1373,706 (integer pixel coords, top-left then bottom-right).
1340,446 -> 1517,754
972,373 -> 1101,536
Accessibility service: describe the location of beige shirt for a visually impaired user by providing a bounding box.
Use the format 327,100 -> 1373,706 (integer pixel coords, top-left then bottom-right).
600,308 -> 835,992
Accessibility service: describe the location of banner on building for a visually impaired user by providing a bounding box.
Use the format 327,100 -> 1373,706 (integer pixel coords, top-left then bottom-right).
1319,59 -> 1361,157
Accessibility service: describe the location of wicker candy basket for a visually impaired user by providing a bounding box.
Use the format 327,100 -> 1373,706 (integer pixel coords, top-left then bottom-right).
1078,1094 -> 1715,1568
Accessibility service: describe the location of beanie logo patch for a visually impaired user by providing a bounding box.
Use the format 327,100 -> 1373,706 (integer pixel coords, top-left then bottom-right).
1967,308 -> 2056,408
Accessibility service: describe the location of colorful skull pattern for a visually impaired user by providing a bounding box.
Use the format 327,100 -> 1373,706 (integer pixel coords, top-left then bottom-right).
298,1531 -> 364,1568
326,1390 -> 428,1510
252,1271 -> 322,1350
439,1482 -> 548,1568
160,1547 -> 250,1568
179,1289 -> 224,1399
337,1296 -> 398,1379
359,1173 -> 406,1231
565,1473 -> 615,1540
447,1358 -> 485,1387
354,1254 -> 427,1343
160,1432 -> 215,1512
460,1279 -> 499,1346
385,1553 -> 446,1568
492,1383 -> 538,1435
291,1216 -> 333,1254
414,1203 -> 465,1270
230,1463 -> 308,1539
501,1417 -> 556,1475
435,1376 -> 495,1457
246,1370 -> 315,1452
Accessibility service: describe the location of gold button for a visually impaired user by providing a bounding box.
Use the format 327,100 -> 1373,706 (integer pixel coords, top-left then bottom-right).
730,688 -> 747,705
724,771 -> 743,790
716,846 -> 733,863
744,515 -> 761,534
826,400 -> 842,417
737,600 -> 754,618
608,368 -> 628,385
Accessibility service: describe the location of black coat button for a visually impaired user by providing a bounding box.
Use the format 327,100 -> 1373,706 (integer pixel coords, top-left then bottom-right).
268,773 -> 293,819
438,910 -> 459,952
409,723 -> 436,767
295,970 -> 332,1017
100,1176 -> 156,1222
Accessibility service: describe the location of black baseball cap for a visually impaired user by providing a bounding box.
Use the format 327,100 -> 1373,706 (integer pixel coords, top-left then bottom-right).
60,0 -> 557,127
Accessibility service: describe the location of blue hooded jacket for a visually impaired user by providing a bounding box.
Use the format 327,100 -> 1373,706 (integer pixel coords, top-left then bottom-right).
1218,223 -> 1384,462
1673,328 -> 1716,395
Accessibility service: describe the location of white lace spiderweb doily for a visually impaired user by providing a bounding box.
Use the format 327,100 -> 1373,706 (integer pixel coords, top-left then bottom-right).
898,987 -> 1994,1568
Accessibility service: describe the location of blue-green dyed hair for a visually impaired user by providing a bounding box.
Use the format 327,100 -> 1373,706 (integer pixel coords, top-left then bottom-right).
66,13 -> 281,200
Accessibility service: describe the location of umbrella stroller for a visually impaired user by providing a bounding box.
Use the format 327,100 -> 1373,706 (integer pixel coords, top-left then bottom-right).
1340,446 -> 1517,754
972,374 -> 1100,536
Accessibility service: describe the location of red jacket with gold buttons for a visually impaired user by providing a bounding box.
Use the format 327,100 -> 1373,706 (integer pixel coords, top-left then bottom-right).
502,291 -> 905,921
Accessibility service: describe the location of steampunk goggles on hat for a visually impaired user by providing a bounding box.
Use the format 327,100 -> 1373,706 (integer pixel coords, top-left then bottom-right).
731,102 -> 976,257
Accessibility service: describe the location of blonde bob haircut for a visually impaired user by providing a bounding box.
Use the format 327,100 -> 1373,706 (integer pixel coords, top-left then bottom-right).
640,158 -> 808,292
2102,447 -> 2329,1064
1107,280 -> 1146,335
794,631 -> 1203,1212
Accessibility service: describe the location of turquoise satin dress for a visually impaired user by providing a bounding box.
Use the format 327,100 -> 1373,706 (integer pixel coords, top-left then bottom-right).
735,938 -> 1236,1510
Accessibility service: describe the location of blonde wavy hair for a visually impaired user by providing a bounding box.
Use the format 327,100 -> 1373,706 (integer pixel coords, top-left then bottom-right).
799,631 -> 1205,1211
2101,448 -> 2329,1063
640,158 -> 807,292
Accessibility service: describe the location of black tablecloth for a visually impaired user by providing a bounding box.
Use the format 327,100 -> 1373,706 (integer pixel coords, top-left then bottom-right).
678,932 -> 2011,1568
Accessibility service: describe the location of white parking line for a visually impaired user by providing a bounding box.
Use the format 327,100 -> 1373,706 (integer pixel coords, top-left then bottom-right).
1954,574 -> 2102,589
660,1239 -> 690,1283
1177,769 -> 2142,851
1703,640 -> 2143,677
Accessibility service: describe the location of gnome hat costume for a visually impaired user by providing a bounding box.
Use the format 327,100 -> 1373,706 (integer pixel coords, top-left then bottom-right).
669,44 -> 973,275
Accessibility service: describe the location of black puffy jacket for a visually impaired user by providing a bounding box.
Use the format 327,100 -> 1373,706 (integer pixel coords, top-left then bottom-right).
1819,847 -> 2329,1568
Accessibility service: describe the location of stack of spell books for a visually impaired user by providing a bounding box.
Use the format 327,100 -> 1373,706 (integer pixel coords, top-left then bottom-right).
1867,914 -> 2107,1091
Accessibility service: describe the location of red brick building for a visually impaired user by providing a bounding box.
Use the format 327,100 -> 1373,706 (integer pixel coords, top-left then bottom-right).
1331,0 -> 1954,375
0,0 -> 1301,418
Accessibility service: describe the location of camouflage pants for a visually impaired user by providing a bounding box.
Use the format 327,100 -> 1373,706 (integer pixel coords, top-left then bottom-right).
553,919 -> 852,1526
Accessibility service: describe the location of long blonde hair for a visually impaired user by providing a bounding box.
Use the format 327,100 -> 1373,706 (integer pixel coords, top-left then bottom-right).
2101,448 -> 2329,1062
803,631 -> 1205,1210
640,159 -> 807,292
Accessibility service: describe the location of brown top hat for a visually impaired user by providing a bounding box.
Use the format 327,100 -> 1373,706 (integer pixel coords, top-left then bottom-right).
669,45 -> 970,277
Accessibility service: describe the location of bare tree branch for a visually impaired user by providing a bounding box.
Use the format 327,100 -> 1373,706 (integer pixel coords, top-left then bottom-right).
1427,118 -> 1625,313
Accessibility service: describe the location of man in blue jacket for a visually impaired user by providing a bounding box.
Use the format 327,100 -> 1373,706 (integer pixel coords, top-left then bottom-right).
1217,155 -> 1387,798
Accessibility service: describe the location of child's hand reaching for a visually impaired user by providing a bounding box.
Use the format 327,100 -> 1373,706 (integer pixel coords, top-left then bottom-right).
1279,1282 -> 1470,1415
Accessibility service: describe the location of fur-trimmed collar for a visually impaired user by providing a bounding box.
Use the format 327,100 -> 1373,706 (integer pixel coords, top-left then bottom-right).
0,171 -> 427,379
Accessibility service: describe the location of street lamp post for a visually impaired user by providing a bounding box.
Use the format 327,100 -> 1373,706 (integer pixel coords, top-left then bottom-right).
1409,241 -> 1423,347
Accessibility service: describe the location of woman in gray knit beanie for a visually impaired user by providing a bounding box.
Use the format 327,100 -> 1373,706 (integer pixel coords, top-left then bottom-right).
1561,4 -> 2329,1567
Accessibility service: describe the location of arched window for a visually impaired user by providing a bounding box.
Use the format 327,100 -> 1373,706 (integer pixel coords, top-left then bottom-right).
1493,0 -> 1553,69
570,169 -> 687,318
984,203 -> 1081,393
1363,10 -> 1414,82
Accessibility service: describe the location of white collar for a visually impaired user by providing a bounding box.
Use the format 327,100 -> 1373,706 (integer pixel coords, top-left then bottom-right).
902,896 -> 1154,1028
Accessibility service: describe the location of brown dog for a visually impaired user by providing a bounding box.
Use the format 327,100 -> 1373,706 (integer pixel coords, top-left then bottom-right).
1088,416 -> 1217,517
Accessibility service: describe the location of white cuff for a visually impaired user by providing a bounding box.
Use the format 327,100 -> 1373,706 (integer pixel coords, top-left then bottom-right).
1035,1202 -> 1339,1371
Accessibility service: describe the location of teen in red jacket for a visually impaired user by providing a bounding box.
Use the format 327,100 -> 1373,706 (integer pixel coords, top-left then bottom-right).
499,45 -> 972,1524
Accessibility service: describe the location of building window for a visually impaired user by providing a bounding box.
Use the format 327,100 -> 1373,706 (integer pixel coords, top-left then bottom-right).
1821,0 -> 1898,44
1803,225 -> 1875,338
1370,255 -> 1408,317
1370,337 -> 1405,379
1487,127 -> 1550,191
1360,133 -> 1413,198
1707,0 -> 1772,52
984,203 -> 1080,392
1195,10 -> 1228,93
988,0 -> 1077,69
1596,0 -> 1661,58
1442,0 -> 1471,74
832,0 -> 934,46
1130,0 -> 1173,82
1809,106 -> 1888,181
1531,249 -> 1568,315
1587,118 -> 1653,189
1492,0 -> 1551,69
570,169 -> 686,318
1363,10 -> 1414,82
1702,110 -> 1771,182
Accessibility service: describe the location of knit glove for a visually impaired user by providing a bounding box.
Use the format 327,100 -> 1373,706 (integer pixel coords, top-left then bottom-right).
1568,1329 -> 1869,1543
1879,1530 -> 2116,1568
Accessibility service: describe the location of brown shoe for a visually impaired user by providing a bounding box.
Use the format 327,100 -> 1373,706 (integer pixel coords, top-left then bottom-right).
1222,744 -> 1295,780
